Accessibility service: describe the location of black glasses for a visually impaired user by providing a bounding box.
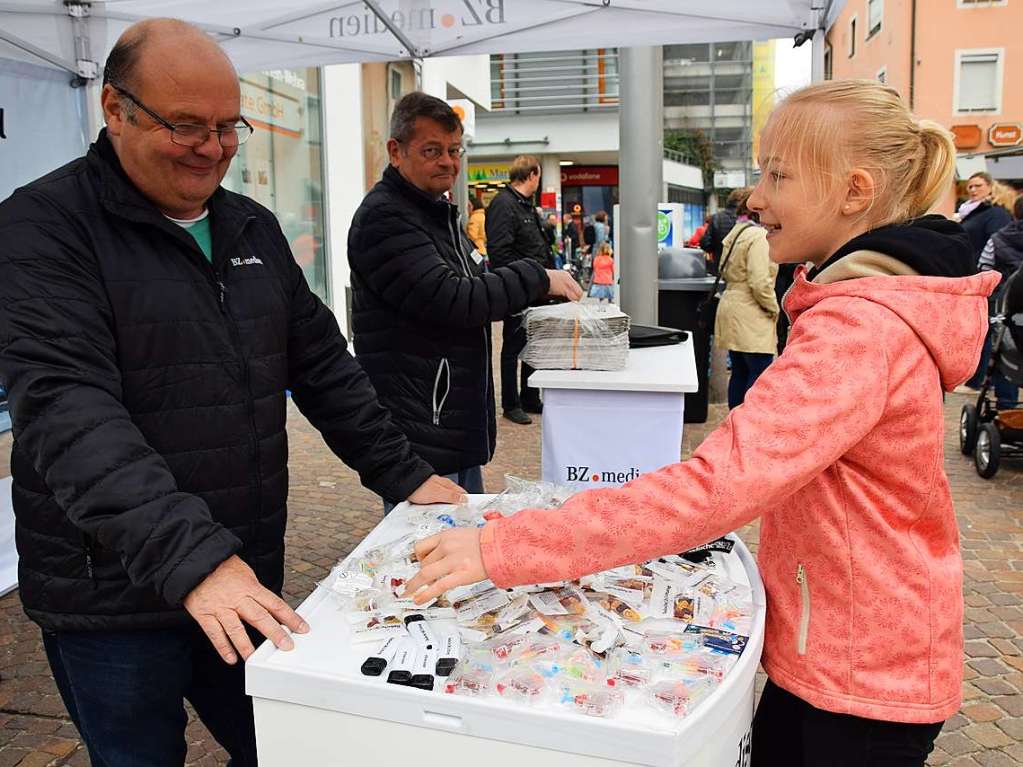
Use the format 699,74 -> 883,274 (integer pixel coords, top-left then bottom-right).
112,85 -> 254,149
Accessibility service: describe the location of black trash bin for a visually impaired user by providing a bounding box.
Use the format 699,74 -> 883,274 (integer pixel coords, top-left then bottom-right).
656,248 -> 717,424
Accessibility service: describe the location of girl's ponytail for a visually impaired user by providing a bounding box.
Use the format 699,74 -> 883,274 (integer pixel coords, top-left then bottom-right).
910,121 -> 956,219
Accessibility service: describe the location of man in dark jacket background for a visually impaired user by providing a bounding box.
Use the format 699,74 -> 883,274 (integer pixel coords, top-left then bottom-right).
699,187 -> 745,275
349,95 -> 581,505
485,155 -> 559,424
0,20 -> 461,766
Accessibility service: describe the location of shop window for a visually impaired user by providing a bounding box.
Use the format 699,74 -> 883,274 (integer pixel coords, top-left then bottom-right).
955,49 -> 1003,113
877,67 -> 887,84
848,16 -> 857,58
824,44 -> 833,80
664,44 -> 710,63
867,0 -> 883,38
224,68 -> 330,303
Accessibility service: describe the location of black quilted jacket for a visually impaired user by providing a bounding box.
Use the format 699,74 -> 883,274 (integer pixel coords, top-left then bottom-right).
0,131 -> 433,631
348,166 -> 550,474
485,185 -> 553,270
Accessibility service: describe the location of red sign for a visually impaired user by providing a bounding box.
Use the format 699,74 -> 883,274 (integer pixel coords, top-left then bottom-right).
540,191 -> 558,209
560,166 -> 619,187
951,124 -> 982,150
989,122 -> 1023,147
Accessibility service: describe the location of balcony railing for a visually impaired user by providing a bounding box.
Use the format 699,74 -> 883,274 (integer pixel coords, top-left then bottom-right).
488,49 -> 619,115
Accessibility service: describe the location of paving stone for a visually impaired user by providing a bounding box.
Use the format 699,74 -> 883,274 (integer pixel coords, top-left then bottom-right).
974,678 -> 1018,696
973,751 -> 1019,767
995,717 -> 1023,740
962,702 -> 1003,722
937,731 -> 980,756
944,713 -> 970,732
968,658 -> 1008,677
993,695 -> 1023,717
964,722 -> 1013,749
965,641 -> 1000,658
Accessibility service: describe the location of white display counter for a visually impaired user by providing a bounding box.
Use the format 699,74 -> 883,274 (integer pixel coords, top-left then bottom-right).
247,498 -> 765,767
529,342 -> 699,492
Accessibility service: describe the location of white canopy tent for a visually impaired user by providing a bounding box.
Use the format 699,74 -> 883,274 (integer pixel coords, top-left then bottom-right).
0,0 -> 844,323
2,1 -> 841,75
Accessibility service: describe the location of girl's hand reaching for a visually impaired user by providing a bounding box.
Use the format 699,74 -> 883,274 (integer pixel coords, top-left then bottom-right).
403,527 -> 488,604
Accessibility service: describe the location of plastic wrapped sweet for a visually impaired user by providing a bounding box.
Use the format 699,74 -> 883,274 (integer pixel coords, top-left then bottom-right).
556,680 -> 624,718
608,648 -> 654,688
642,632 -> 704,657
478,475 -> 574,518
444,665 -> 492,698
495,668 -> 547,705
649,677 -> 718,718
655,650 -> 735,681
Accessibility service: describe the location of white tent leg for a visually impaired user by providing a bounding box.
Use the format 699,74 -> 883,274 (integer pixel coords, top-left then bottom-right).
811,29 -> 826,82
617,46 -> 663,325
83,79 -> 104,143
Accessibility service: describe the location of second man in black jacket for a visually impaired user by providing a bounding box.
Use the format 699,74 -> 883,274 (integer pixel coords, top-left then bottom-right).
485,155 -> 556,424
348,96 -> 581,504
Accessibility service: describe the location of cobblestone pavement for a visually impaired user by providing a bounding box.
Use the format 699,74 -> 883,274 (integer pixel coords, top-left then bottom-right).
0,355 -> 1021,763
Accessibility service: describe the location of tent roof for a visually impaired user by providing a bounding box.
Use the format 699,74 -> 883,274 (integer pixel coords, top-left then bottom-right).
1,0 -> 843,76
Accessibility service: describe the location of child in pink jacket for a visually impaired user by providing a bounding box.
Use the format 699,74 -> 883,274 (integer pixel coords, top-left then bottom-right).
406,81 -> 998,765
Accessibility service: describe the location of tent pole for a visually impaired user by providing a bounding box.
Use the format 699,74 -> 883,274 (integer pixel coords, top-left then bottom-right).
0,28 -> 77,74
363,0 -> 420,58
617,46 -> 663,325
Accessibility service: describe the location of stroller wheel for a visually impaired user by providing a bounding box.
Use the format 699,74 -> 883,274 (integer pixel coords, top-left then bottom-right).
960,404 -> 979,455
975,423 -> 1001,479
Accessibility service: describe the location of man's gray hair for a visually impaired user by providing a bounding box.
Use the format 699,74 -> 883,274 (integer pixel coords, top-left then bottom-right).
390,92 -> 462,144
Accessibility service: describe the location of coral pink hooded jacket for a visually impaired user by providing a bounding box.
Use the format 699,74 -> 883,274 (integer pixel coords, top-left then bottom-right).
481,264 -> 1000,724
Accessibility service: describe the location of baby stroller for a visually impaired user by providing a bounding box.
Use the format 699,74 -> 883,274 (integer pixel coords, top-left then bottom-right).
960,269 -> 1023,478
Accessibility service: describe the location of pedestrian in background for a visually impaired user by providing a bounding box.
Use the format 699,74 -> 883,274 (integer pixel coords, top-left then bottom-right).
466,194 -> 487,255
544,212 -> 562,268
593,210 -> 610,251
959,171 -> 1013,391
976,192 -> 1023,408
588,241 -> 615,303
486,155 -> 562,425
700,187 -> 744,274
713,190 -> 779,408
688,213 -> 712,248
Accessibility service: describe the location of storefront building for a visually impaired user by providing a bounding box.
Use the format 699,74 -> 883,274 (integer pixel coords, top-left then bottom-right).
222,67 -> 330,304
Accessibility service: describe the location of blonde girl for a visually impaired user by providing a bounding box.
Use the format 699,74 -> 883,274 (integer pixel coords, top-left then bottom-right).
407,81 -> 997,766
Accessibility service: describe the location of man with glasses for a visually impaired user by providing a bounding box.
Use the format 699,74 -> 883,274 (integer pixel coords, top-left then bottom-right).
349,93 -> 581,511
0,19 -> 462,765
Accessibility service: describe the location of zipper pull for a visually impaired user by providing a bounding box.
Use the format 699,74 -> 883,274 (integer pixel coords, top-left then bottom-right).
796,564 -> 805,584
217,279 -> 227,309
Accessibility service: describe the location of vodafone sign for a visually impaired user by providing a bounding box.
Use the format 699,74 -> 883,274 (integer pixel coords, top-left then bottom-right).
989,123 -> 1023,148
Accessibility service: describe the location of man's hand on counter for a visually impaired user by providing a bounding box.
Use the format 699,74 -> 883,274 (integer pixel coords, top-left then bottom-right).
404,527 -> 487,604
407,474 -> 467,506
184,554 -> 309,665
546,269 -> 584,301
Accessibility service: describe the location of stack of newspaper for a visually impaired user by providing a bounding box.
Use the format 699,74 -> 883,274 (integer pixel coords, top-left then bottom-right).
520,302 -> 630,371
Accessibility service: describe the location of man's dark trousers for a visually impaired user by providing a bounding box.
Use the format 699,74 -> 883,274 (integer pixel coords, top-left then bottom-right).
42,624 -> 260,766
501,314 -> 540,412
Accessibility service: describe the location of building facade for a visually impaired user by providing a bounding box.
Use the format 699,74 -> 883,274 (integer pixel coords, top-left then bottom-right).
471,48 -> 705,245
826,0 -> 1023,212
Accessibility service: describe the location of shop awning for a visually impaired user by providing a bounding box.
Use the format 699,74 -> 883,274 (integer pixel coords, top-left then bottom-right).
1,0 -> 843,77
